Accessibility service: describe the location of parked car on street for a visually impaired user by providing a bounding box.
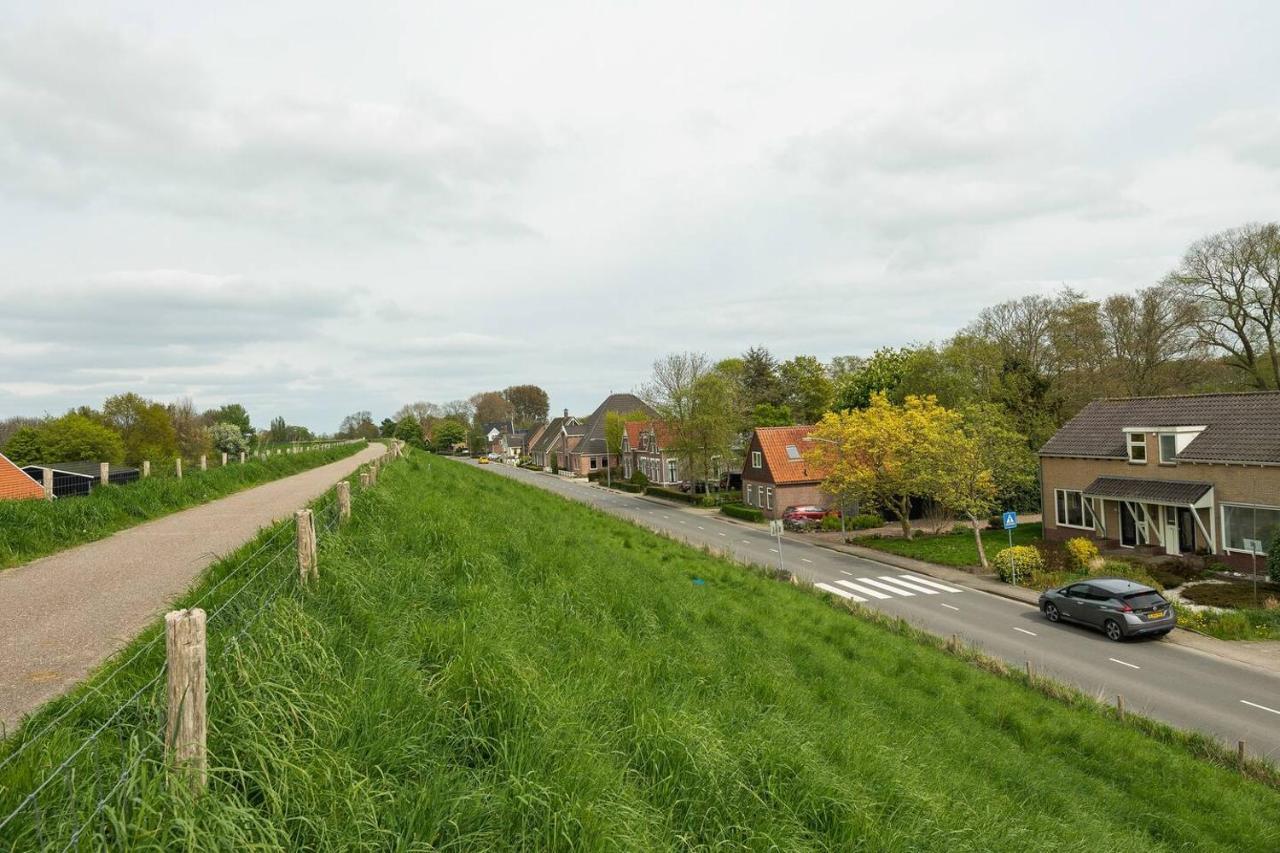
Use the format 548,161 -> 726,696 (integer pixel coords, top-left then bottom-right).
478,457 -> 490,465
1038,578 -> 1175,641
782,505 -> 829,523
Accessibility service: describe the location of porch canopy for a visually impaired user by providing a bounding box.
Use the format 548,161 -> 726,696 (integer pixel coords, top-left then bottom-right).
1082,476 -> 1212,507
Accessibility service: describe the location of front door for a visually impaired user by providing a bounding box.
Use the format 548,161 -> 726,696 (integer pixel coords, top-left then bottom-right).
1164,507 -> 1180,556
1120,503 -> 1138,547
1177,507 -> 1196,553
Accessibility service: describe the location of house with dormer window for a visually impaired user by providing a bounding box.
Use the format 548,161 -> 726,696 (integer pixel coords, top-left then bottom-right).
740,425 -> 831,519
1039,392 -> 1280,572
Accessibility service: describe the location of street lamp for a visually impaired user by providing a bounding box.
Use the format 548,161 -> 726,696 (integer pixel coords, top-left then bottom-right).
802,436 -> 845,535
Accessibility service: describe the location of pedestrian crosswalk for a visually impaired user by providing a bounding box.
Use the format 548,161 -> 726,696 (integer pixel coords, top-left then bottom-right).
815,573 -> 963,603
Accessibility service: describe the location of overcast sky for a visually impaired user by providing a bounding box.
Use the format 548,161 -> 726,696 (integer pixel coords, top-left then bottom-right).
4,2 -> 1280,432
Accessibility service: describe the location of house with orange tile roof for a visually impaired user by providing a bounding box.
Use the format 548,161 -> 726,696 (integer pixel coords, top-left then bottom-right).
740,426 -> 831,518
620,420 -> 685,486
0,452 -> 46,501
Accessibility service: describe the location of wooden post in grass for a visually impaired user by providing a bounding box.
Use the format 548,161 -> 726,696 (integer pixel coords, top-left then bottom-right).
175,457 -> 183,479
100,462 -> 109,487
200,454 -> 207,471
143,460 -> 151,478
221,452 -> 228,466
165,607 -> 207,793
1025,660 -> 1034,681
359,471 -> 370,489
337,481 -> 351,524
1238,740 -> 1247,765
1116,695 -> 1125,720
296,509 -> 317,583
370,462 -> 379,485
239,451 -> 246,464
42,467 -> 53,500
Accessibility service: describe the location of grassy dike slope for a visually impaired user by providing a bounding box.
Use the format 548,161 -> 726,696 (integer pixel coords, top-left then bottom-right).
0,441 -> 366,569
4,454 -> 1278,849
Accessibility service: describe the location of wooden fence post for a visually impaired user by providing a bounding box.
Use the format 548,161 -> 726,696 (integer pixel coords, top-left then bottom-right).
100,462 -> 109,487
165,607 -> 207,793
1238,740 -> 1247,765
175,457 -> 183,479
370,463 -> 379,485
42,467 -> 54,500
296,509 -> 317,583
1025,660 -> 1034,680
239,451 -> 246,464
143,460 -> 151,478
337,481 -> 351,524
200,454 -> 207,471
1116,694 -> 1125,720
359,471 -> 370,489
221,452 -> 228,466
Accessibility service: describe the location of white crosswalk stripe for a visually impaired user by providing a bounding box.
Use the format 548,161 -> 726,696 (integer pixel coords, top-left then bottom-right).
836,580 -> 891,599
897,573 -> 963,593
816,582 -> 866,602
856,577 -> 917,596
878,575 -> 940,595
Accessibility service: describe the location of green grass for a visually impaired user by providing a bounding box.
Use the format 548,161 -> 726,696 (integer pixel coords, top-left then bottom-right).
1175,581 -> 1280,641
2,460 -> 1278,850
0,441 -> 366,570
850,523 -> 1043,568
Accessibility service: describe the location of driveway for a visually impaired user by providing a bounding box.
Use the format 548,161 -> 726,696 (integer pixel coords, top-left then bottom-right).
0,442 -> 384,731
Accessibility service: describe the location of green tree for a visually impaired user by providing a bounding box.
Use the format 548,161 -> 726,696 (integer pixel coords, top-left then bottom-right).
832,347 -> 914,411
3,426 -> 48,466
433,419 -> 467,449
778,355 -> 833,423
503,385 -> 550,428
393,416 -> 424,446
380,418 -> 396,438
41,414 -> 126,464
210,423 -> 249,455
751,403 -> 792,427
740,345 -> 783,410
679,371 -> 739,490
209,403 -> 254,437
269,416 -> 289,443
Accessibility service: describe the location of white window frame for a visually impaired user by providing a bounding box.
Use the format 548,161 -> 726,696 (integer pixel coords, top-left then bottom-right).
751,450 -> 762,469
1220,501 -> 1280,555
1127,432 -> 1147,464
666,459 -> 678,483
1054,488 -> 1092,530
746,484 -> 754,505
766,487 -> 774,510
1158,433 -> 1177,465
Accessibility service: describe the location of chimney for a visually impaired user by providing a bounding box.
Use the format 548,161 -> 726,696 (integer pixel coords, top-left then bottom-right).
563,408 -> 569,419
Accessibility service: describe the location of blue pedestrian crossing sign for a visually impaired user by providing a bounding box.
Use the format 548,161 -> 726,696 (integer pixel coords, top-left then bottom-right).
1002,511 -> 1018,530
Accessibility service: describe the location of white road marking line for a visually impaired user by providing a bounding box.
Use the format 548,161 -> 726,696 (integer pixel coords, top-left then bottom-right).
839,570 -> 854,576
1241,699 -> 1280,716
940,602 -> 960,611
1013,627 -> 1037,636
836,580 -> 891,599
663,515 -> 670,519
879,575 -> 940,595
1109,658 -> 1140,670
680,521 -> 687,525
856,577 -> 915,596
697,526 -> 705,530
898,573 -> 963,593
718,532 -> 726,537
769,548 -> 779,553
801,558 -> 813,564
742,539 -> 751,544
816,582 -> 866,602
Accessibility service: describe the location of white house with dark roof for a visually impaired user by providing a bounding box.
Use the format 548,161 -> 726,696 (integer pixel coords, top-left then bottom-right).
1039,392 -> 1280,572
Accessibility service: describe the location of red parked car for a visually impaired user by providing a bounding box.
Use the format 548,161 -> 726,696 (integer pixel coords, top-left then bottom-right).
782,505 -> 831,523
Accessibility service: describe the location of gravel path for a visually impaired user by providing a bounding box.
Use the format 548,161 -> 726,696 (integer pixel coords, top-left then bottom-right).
0,442 -> 385,732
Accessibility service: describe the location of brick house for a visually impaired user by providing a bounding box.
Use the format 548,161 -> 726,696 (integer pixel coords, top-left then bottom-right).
1039,392 -> 1280,571
621,421 -> 685,486
740,426 -> 831,519
0,452 -> 44,501
562,393 -> 657,476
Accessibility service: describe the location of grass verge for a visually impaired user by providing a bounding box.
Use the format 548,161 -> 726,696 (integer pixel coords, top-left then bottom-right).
2,459 -> 1277,849
0,441 -> 366,570
850,522 -> 1043,568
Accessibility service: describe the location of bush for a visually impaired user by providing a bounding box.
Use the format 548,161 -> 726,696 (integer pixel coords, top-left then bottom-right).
847,513 -> 883,531
1089,560 -> 1164,592
612,481 -> 643,493
992,545 -> 1044,583
819,514 -> 843,532
1064,537 -> 1099,572
987,515 -> 1003,531
644,486 -> 700,504
629,470 -> 650,487
1270,536 -> 1280,584
1180,580 -> 1280,609
721,503 -> 765,522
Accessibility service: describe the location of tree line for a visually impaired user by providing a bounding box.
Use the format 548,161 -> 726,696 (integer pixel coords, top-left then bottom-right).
1,395 -> 315,468
356,385 -> 552,453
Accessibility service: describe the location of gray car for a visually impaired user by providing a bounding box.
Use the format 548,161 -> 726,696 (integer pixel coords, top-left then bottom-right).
1038,577 -> 1175,641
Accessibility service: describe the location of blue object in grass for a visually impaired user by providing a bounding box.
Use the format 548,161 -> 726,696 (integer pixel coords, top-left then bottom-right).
692,577 -> 705,586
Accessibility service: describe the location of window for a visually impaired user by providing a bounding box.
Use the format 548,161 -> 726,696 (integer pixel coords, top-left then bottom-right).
589,457 -> 597,470
746,484 -> 754,505
667,459 -> 678,482
751,451 -> 762,469
785,444 -> 801,461
1222,504 -> 1280,554
1054,489 -> 1089,529
1159,433 -> 1177,464
766,487 -> 774,510
1127,432 -> 1147,463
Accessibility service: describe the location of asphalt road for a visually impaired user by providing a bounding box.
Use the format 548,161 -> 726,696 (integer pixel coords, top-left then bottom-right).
470,459 -> 1280,761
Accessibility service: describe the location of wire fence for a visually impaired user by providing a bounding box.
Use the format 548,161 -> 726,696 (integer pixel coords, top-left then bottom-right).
0,445 -> 400,850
